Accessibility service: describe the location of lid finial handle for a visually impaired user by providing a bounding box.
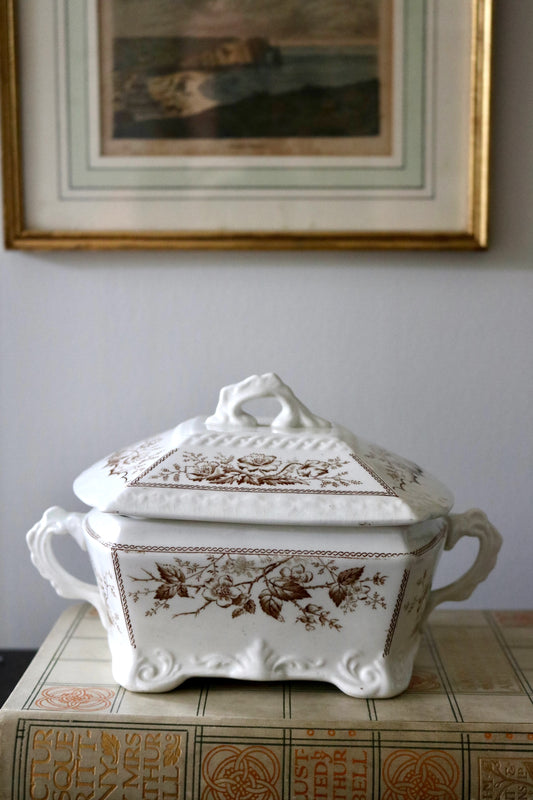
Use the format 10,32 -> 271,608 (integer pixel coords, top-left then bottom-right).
206,373 -> 331,431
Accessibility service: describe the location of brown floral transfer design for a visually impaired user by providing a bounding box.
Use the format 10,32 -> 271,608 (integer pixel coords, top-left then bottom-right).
139,451 -> 363,490
105,437 -> 165,482
128,554 -> 387,630
94,568 -> 122,633
362,444 -> 423,492
404,570 -> 432,617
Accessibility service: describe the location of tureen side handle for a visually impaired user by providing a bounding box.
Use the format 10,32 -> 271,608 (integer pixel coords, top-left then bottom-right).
206,372 -> 331,430
26,506 -> 109,630
423,508 -> 502,621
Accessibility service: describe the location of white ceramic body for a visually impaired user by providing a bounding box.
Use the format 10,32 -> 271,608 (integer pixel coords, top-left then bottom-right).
27,506 -> 502,698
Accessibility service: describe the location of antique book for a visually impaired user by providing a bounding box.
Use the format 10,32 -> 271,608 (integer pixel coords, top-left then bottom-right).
0,603 -> 532,799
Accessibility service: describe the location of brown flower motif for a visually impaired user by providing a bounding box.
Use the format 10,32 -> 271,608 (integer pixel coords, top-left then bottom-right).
129,554 -> 387,629
106,438 -> 164,482
297,460 -> 330,478
237,453 -> 278,471
186,462 -> 226,482
280,563 -> 313,583
202,575 -> 244,608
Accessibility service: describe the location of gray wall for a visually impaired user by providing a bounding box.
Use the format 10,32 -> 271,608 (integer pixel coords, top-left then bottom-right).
1,3 -> 532,647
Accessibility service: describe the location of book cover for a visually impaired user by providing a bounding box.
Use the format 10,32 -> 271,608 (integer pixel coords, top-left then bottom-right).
1,603 -> 532,799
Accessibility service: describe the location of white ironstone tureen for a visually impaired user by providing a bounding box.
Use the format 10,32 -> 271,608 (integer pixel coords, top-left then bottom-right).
27,373 -> 502,698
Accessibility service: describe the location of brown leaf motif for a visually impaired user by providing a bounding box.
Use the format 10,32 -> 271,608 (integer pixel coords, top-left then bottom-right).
328,583 -> 348,608
154,583 -> 189,601
101,732 -> 120,764
154,564 -> 190,600
157,564 -> 185,583
270,578 -> 311,602
259,592 -> 284,621
243,598 -> 256,614
163,735 -> 181,767
128,553 -> 388,630
338,566 -> 365,585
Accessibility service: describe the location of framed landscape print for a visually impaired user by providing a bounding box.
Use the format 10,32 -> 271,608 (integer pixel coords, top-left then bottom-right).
0,0 -> 492,250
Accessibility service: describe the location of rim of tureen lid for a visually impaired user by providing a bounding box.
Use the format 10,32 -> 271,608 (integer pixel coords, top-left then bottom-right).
73,373 -> 454,526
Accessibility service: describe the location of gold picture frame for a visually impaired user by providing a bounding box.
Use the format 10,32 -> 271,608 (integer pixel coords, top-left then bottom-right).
1,0 -> 492,251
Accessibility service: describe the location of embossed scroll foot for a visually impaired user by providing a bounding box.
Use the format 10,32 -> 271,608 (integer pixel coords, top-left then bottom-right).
329,650 -> 415,698
110,640 -> 417,697
111,646 -> 189,693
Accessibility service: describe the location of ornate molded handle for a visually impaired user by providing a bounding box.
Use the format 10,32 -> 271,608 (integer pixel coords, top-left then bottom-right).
423,508 -> 502,620
26,506 -> 109,630
206,373 -> 331,431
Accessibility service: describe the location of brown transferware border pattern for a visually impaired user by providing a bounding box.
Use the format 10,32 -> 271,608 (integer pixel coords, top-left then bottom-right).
383,569 -> 410,657
84,520 -> 445,560
127,448 -> 396,497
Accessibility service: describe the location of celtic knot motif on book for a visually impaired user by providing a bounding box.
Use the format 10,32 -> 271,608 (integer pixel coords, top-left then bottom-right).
382,750 -> 460,800
34,686 -> 115,712
202,745 -> 281,800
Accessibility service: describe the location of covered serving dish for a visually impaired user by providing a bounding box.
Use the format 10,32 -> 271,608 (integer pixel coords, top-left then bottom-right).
27,373 -> 502,698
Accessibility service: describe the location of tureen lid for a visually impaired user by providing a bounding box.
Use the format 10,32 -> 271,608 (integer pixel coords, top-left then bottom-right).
73,373 -> 454,526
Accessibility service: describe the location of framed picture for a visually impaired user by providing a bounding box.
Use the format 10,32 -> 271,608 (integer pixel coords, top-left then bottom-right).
0,0 -> 492,250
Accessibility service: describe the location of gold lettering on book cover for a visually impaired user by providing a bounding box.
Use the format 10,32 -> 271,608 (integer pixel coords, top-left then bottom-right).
479,757 -> 533,800
26,727 -> 184,800
293,746 -> 369,800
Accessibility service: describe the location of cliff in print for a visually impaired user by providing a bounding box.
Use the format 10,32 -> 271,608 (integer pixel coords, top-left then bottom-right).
99,0 -> 392,155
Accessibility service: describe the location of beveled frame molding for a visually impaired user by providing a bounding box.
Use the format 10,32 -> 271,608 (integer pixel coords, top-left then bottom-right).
0,0 -> 492,251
